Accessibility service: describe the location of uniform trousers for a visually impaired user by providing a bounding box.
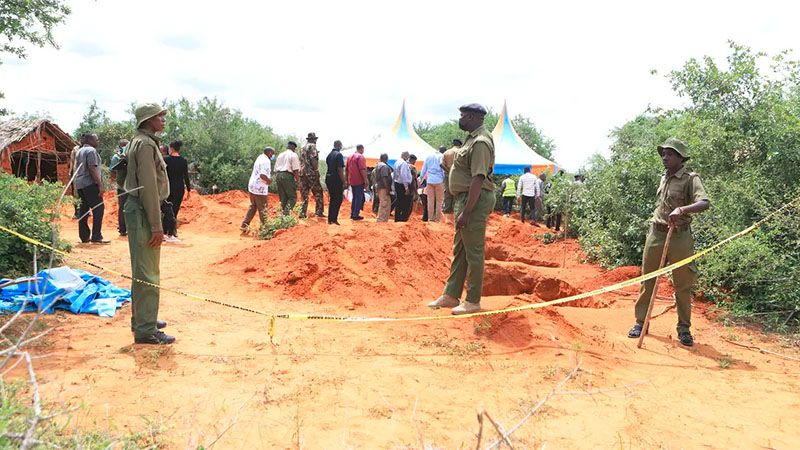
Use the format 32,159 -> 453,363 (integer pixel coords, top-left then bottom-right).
443,190 -> 496,304
124,196 -> 161,339
634,227 -> 697,333
275,172 -> 297,215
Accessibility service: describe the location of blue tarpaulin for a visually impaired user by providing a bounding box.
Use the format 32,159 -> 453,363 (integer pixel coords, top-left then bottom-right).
0,267 -> 130,317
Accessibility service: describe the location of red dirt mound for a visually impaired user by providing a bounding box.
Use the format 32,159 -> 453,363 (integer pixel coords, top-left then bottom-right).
218,221 -> 454,311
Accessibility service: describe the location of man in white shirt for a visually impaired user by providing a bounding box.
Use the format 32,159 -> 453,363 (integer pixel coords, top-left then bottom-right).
273,141 -> 302,216
393,151 -> 413,222
516,167 -> 539,224
241,147 -> 275,233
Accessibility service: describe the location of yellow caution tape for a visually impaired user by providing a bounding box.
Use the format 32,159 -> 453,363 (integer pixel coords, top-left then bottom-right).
0,225 -> 273,318
2,193 -> 798,323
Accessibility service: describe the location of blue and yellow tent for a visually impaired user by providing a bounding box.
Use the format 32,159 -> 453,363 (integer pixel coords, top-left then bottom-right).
492,101 -> 559,175
356,101 -> 437,169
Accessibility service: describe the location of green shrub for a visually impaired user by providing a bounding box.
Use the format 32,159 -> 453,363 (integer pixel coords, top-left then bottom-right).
571,42 -> 800,327
0,173 -> 69,277
259,214 -> 299,240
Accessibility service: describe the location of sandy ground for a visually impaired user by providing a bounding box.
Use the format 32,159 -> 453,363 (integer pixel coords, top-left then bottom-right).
13,191 -> 800,448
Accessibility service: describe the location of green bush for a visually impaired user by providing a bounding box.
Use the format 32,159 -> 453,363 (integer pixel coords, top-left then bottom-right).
259,214 -> 299,240
0,173 -> 69,277
571,42 -> 800,326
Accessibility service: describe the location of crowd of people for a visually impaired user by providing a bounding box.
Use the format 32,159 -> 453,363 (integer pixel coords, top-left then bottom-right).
69,102 -> 709,349
239,135 -> 579,229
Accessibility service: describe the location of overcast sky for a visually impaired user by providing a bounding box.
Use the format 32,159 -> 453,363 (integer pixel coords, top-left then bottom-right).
1,0 -> 797,170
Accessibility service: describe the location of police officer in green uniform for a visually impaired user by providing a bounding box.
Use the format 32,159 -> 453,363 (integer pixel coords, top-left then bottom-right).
428,104 -> 496,315
124,103 -> 174,345
627,138 -> 710,346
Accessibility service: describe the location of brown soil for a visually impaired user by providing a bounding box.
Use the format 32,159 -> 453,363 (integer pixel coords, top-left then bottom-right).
12,192 -> 800,449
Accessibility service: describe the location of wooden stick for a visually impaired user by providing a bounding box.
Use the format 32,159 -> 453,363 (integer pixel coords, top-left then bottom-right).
637,226 -> 674,348
722,338 -> 800,362
483,410 -> 514,448
475,410 -> 485,450
650,304 -> 675,320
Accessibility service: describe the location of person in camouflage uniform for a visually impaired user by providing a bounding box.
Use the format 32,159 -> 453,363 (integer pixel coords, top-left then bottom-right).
299,132 -> 325,218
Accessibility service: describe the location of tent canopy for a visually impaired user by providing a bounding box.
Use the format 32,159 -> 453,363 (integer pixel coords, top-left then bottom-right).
491,101 -> 558,175
346,101 -> 437,169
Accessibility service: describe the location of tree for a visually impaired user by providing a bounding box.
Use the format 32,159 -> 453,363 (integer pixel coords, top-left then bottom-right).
74,100 -> 135,163
0,0 -> 71,115
161,97 -> 293,192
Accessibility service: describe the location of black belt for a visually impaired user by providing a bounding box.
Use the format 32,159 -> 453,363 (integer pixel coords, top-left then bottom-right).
652,223 -> 690,233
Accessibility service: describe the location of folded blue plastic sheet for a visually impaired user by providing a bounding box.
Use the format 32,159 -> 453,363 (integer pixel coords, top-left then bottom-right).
0,267 -> 131,317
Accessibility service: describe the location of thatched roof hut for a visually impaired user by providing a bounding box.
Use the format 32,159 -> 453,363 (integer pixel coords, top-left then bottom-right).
0,118 -> 77,184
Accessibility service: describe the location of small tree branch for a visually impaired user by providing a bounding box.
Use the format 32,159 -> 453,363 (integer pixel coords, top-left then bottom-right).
485,363 -> 581,450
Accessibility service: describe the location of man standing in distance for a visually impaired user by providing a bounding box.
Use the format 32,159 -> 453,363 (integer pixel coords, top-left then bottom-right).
124,104 -> 173,344
420,146 -> 445,222
516,167 -> 537,224
74,133 -> 108,244
627,139 -> 709,346
346,144 -> 369,221
500,174 -> 516,216
299,132 -> 325,218
393,151 -> 413,222
110,139 -> 129,236
241,147 -> 275,233
441,138 -> 461,225
325,140 -> 348,225
274,141 -> 302,216
374,153 -> 393,222
428,104 -> 495,315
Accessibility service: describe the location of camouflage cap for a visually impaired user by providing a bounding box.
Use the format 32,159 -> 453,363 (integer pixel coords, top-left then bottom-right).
657,138 -> 690,159
135,103 -> 167,128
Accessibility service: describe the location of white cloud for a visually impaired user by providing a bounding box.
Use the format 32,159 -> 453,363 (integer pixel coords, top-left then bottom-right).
0,0 -> 798,170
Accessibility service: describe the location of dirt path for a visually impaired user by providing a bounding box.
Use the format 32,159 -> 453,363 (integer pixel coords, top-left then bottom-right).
20,192 -> 800,448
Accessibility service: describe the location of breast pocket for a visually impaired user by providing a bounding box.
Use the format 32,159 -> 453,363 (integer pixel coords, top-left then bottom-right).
667,186 -> 687,209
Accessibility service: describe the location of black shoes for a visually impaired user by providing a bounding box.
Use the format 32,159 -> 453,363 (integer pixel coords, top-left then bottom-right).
678,331 -> 694,347
157,320 -> 167,329
627,323 -> 695,347
135,331 -> 176,345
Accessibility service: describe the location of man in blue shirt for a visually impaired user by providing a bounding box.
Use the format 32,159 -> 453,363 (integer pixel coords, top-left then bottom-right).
420,147 -> 445,222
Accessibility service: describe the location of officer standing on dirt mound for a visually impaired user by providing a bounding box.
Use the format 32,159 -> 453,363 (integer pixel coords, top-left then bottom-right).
428,103 -> 496,315
627,139 -> 709,346
124,103 -> 174,345
299,132 -> 325,218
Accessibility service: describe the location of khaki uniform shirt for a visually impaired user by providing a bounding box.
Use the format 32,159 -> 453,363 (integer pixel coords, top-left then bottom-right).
651,165 -> 709,228
448,126 -> 495,194
124,129 -> 170,232
441,147 -> 457,194
275,149 -> 301,173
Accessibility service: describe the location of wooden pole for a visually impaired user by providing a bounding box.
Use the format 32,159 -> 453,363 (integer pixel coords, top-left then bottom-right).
637,225 -> 674,348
